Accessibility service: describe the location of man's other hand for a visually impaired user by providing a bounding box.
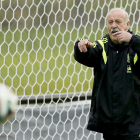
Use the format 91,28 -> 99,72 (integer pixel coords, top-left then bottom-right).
113,28 -> 132,44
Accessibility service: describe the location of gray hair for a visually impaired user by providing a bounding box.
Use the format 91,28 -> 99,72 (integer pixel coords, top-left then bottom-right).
106,8 -> 129,24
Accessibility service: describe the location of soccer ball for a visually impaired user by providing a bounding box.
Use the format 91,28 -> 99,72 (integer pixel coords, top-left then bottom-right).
0,83 -> 18,123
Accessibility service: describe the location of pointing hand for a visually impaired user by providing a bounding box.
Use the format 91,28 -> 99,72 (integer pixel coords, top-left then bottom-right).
78,39 -> 94,52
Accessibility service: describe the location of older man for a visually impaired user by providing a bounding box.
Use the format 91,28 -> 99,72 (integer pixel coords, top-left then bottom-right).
74,8 -> 140,140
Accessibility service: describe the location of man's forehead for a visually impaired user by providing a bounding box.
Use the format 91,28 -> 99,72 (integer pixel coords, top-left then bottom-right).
107,10 -> 126,20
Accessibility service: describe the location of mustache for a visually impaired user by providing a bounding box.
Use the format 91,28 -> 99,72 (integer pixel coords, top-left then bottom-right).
111,28 -> 120,33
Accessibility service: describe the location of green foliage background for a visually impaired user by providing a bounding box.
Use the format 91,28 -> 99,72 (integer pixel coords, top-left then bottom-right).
0,0 -> 139,96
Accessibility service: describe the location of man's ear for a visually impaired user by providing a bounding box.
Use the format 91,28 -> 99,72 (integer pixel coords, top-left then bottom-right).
126,21 -> 130,30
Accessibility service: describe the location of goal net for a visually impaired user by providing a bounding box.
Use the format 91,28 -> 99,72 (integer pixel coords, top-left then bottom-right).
0,0 -> 139,140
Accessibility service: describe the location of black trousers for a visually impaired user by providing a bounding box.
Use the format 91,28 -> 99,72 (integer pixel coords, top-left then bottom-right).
103,133 -> 140,140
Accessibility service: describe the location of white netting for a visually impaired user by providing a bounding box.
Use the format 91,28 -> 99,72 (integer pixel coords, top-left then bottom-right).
0,0 -> 140,140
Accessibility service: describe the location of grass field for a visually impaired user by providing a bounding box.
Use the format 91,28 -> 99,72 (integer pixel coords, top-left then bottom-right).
0,27 -> 97,95
0,21 -> 138,96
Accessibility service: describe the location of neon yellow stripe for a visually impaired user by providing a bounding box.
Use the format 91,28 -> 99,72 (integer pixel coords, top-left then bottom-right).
98,40 -> 107,64
134,53 -> 138,64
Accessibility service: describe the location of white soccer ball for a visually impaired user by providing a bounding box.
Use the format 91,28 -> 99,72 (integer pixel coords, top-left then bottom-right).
0,83 -> 18,123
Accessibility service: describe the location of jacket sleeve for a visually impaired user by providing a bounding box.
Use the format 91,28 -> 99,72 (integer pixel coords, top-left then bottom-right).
130,35 -> 140,54
74,40 -> 101,67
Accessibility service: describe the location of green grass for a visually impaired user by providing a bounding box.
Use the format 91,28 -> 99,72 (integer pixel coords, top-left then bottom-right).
0,27 -> 95,95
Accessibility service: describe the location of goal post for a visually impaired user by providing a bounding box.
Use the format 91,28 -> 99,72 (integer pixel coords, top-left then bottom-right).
0,0 -> 139,140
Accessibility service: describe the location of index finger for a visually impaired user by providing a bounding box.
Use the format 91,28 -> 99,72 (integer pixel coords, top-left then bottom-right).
86,41 -> 94,47
113,31 -> 122,36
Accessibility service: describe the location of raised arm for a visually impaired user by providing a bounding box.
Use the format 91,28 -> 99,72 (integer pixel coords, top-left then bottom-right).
74,39 -> 101,67
112,28 -> 140,54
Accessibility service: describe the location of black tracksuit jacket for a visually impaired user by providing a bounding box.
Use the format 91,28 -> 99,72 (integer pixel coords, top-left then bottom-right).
74,31 -> 140,137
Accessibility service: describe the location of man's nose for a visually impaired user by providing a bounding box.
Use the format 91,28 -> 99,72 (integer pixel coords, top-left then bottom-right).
111,22 -> 117,28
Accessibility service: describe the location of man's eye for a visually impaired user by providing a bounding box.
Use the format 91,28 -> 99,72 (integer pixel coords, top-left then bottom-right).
109,21 -> 112,24
116,21 -> 121,23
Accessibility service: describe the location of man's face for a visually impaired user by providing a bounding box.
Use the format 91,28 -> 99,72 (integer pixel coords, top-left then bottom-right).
107,10 -> 130,44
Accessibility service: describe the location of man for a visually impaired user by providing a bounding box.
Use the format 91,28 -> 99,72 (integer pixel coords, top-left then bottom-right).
74,8 -> 140,140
